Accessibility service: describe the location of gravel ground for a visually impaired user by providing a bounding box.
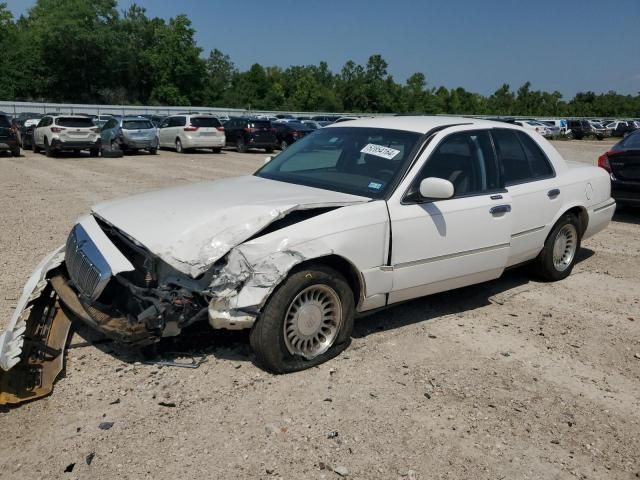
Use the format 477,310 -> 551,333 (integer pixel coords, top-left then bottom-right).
0,139 -> 639,480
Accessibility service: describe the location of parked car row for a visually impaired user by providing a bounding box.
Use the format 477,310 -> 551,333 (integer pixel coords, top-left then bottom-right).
598,128 -> 640,207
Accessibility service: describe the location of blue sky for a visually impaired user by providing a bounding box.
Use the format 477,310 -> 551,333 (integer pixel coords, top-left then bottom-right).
5,0 -> 640,98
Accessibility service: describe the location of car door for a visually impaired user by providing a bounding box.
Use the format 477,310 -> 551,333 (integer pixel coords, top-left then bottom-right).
225,119 -> 237,144
34,117 -> 48,146
387,129 -> 512,304
491,128 -> 561,267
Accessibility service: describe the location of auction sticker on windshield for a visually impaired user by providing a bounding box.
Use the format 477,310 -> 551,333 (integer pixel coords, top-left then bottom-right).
360,143 -> 401,160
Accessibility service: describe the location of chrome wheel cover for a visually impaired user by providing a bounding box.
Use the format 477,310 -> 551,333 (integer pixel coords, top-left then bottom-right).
283,285 -> 342,360
553,224 -> 578,272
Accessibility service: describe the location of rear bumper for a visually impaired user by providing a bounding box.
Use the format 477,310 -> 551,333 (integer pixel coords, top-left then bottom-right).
182,136 -> 226,148
121,137 -> 158,149
584,199 -> 616,240
0,140 -> 19,151
611,181 -> 640,205
51,139 -> 100,150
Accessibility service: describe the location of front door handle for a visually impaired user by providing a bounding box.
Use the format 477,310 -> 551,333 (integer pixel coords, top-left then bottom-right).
547,188 -> 560,198
490,205 -> 511,215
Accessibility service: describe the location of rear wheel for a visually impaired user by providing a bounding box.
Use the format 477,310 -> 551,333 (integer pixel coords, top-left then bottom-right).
89,148 -> 99,157
44,138 -> 54,157
250,265 -> 354,373
175,138 -> 184,153
212,147 -> 221,153
532,213 -> 581,281
33,142 -> 41,153
236,138 -> 247,153
265,146 -> 274,154
11,148 -> 20,157
149,147 -> 158,155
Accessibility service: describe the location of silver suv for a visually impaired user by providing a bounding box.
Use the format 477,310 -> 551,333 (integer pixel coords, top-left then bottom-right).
100,116 -> 158,155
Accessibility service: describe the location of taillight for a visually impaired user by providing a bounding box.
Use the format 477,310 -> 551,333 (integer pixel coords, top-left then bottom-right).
184,126 -> 199,132
598,150 -> 623,172
216,126 -> 225,132
292,131 -> 301,138
50,127 -> 65,133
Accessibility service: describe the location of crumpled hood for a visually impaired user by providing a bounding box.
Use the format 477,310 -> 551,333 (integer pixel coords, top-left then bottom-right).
92,175 -> 369,277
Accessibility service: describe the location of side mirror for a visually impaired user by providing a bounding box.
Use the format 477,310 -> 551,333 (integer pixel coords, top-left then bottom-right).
419,177 -> 454,200
264,156 -> 272,164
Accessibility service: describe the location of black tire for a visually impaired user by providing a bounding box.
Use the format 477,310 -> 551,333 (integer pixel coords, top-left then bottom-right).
33,143 -> 41,154
149,147 -> 158,155
250,265 -> 355,374
23,141 -> 32,151
280,140 -> 289,150
265,146 -> 274,154
44,138 -> 54,157
175,138 -> 184,153
212,147 -> 221,154
89,148 -> 99,157
532,213 -> 581,281
11,148 -> 20,157
236,138 -> 247,153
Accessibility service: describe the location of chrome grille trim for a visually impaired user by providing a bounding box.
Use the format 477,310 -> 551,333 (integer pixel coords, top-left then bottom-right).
65,224 -> 112,300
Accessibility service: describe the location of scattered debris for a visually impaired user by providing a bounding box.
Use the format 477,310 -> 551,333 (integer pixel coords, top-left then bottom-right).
501,352 -> 511,357
424,392 -> 431,399
64,463 -> 75,472
109,398 -> 120,405
98,421 -> 114,430
85,452 -> 95,465
634,353 -> 640,360
327,431 -> 339,439
158,401 -> 176,407
142,353 -> 207,369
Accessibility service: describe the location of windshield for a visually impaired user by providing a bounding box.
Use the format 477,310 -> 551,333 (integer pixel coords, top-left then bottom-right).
122,120 -> 154,130
56,117 -> 95,128
255,127 -> 421,199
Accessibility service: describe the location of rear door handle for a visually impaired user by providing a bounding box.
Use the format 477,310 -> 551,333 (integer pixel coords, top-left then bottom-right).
490,205 -> 511,215
547,188 -> 560,198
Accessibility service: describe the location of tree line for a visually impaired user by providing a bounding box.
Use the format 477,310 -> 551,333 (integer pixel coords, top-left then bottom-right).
1,0 -> 638,118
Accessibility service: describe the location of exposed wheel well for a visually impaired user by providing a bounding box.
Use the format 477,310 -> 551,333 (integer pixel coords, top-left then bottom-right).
293,255 -> 362,306
564,206 -> 588,236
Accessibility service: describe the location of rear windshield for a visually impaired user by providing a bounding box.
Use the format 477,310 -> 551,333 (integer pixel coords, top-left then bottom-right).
122,120 -> 154,130
191,117 -> 222,128
56,117 -> 95,128
620,131 -> 640,149
0,116 -> 11,127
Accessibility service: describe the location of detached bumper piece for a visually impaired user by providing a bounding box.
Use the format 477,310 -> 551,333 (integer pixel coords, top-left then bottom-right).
0,285 -> 71,406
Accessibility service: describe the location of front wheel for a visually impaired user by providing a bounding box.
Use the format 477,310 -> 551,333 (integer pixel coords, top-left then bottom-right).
149,147 -> 158,155
44,138 -> 54,157
250,265 -> 354,373
212,147 -> 221,153
236,138 -> 247,153
532,213 -> 581,281
175,138 -> 184,153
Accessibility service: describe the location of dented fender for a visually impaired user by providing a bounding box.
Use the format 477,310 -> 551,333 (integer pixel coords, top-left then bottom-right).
207,241 -> 333,330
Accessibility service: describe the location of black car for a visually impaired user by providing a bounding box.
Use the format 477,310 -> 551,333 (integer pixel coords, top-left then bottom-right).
598,130 -> 640,206
609,121 -> 638,138
567,119 -> 603,140
17,114 -> 44,150
272,122 -> 314,150
0,114 -> 20,156
224,117 -> 276,153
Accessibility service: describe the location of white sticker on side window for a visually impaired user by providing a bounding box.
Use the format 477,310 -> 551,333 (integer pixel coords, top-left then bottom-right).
360,143 -> 401,160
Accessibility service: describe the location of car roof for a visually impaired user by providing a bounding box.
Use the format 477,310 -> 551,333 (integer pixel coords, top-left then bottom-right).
325,115 -> 518,134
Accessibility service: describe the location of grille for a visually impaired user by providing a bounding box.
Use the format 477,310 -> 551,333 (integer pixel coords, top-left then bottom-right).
65,226 -> 108,299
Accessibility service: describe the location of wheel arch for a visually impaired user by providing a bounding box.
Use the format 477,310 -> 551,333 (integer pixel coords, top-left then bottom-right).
289,254 -> 363,307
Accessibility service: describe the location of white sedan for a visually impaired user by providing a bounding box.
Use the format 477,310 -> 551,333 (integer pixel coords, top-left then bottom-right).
0,117 -> 615,402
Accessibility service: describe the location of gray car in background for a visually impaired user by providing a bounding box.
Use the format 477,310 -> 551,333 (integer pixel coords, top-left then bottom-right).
100,116 -> 158,155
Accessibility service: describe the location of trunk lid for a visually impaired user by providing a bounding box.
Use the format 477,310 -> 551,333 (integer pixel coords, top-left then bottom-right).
609,150 -> 640,182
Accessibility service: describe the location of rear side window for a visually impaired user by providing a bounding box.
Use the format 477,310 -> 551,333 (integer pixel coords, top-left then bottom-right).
516,131 -> 554,178
493,129 -> 554,185
190,117 -> 222,128
56,117 -> 94,128
169,117 -> 186,127
418,130 -> 499,196
122,120 -> 154,130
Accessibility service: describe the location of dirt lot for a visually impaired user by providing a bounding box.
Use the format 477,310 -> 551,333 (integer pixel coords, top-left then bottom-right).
0,140 -> 639,480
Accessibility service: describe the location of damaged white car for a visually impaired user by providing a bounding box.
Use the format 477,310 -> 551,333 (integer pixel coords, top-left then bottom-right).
0,116 -> 615,404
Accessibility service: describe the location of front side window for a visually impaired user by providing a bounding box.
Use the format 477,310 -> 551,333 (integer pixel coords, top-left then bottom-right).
256,127 -> 421,199
415,130 -> 499,197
